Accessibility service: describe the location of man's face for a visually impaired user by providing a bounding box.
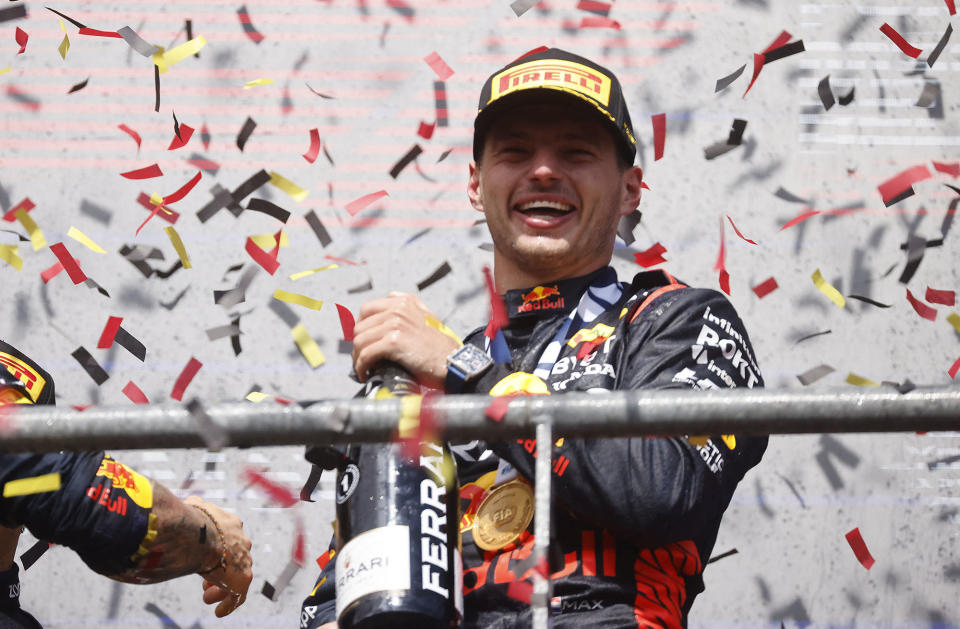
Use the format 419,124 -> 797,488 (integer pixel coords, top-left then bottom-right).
468,101 -> 642,285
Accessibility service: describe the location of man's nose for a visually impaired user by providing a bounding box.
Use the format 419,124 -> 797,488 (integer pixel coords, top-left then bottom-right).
528,150 -> 560,185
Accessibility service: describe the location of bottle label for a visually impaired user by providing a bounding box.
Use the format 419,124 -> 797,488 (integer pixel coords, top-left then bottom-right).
335,525 -> 411,618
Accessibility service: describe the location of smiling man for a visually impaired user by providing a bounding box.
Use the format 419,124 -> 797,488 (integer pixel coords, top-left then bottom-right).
303,48 -> 767,629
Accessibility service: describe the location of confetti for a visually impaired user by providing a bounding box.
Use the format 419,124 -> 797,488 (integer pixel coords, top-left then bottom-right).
634,242 -> 667,268
156,36 -> 206,72
927,24 -> 952,68
115,327 -> 147,361
65,227 -> 104,254
3,198 -> 34,222
846,373 -> 879,387
795,330 -> 831,344
19,540 -> 51,571
243,468 -> 299,507
171,358 -> 203,401
304,211 -> 332,247
616,209 -> 643,246
811,269 -> 844,308
506,580 -> 533,604
246,232 -> 281,275
57,22 -> 70,61
715,64 -> 746,93
122,381 -> 149,404
290,264 -> 337,281
247,199 -> 291,223
950,356 -> 960,379
71,346 -> 109,385
6,85 -> 41,112
433,81 -> 448,127
336,304 -> 355,342
154,64 -> 160,112
933,161 -> 959,178
714,217 -> 729,295
899,235 -> 927,285
15,27 -> 28,54
483,266 -> 508,339
838,87 -> 855,106
269,171 -> 308,202
763,39 -> 804,63
40,261 -> 63,282
780,209 -> 820,231
579,16 -> 620,29
274,289 -> 323,311
237,5 -> 265,43
417,261 -> 452,291
244,77 -> 275,89
845,527 -> 875,569
510,0 -> 540,16
97,316 -> 123,349
847,295 -> 891,308
121,164 -> 163,180
925,287 -> 955,306
742,53 -> 765,98
118,124 -> 142,150
345,190 -> 388,217
417,121 -> 436,140
186,398 -> 227,449
49,242 -> 87,284
0,5 -> 27,24
906,288 -> 937,321
727,215 -> 757,245
774,187 -> 812,204
424,52 -> 454,81
77,28 -> 121,38
164,226 -> 191,268
305,83 -> 334,99
303,129 -> 321,163
879,23 -> 922,58
651,113 -> 666,161
727,119 -> 747,146
947,312 -> 960,334
797,364 -> 834,386
752,277 -> 778,299
291,323 -> 325,368
390,145 -> 424,179
915,81 -> 939,108
485,395 -> 513,422
14,209 -> 45,251
3,473 -> 61,498
0,244 -> 22,271
236,117 -> 257,151
169,122 -> 194,151
136,193 -> 179,225
818,75 -> 835,111
946,0 -> 957,15
117,26 -> 159,57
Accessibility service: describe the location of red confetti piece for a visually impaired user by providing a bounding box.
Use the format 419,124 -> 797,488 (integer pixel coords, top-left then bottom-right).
950,356 -> 960,379
926,287 -> 955,306
727,215 -> 757,245
576,338 -> 604,360
97,316 -> 123,349
761,30 -> 792,54
168,124 -> 195,150
844,527 -> 875,570
237,7 -> 265,44
485,395 -> 513,422
483,266 -> 508,339
303,128 -> 321,163
640,182 -> 650,190
906,288 -> 937,321
40,262 -> 64,283
714,217 -> 730,295
122,381 -> 149,405
718,270 -> 730,296
512,46 -> 549,64
335,304 -> 355,342
161,171 -> 202,205
400,391 -> 442,460
506,580 -> 533,604
170,357 -> 203,401
78,27 -> 122,38
946,0 -> 957,15
752,277 -> 778,299
118,124 -> 142,150
242,468 -> 299,507
344,190 -> 388,217
2,198 -> 34,222
200,123 -> 210,151
742,53 -> 765,98
577,0 -> 611,11
423,51 -> 454,81
121,164 -> 163,180
877,164 -> 932,205
651,113 -> 666,161
316,549 -> 334,571
245,233 -> 281,275
417,121 -> 436,140
324,254 -> 362,266
879,23 -> 923,58
15,27 -> 28,54
135,203 -> 166,236
186,157 -> 220,171
293,521 -> 306,566
49,243 -> 87,284
70,405 -> 92,412
6,85 -> 40,112
780,209 -> 820,231
932,161 -> 959,178
136,193 -> 179,225
633,242 -> 667,268
579,16 -> 620,28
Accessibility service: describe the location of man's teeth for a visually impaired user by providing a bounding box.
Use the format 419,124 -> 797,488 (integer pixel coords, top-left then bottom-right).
516,201 -> 573,213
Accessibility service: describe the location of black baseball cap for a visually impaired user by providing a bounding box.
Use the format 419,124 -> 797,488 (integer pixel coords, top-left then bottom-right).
473,47 -> 637,165
0,339 -> 55,405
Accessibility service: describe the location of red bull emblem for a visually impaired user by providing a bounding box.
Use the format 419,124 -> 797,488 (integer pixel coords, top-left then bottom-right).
95,456 -> 154,509
517,285 -> 564,314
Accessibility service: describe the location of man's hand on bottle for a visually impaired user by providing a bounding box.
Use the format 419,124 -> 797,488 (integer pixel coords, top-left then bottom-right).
352,292 -> 461,390
186,497 -> 253,617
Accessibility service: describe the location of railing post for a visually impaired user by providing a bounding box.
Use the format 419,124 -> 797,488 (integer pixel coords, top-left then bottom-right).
532,415 -> 553,629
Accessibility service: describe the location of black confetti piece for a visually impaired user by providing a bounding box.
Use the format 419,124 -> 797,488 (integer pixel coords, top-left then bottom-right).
347,279 -> 373,294
837,86 -> 855,106
927,23 -> 952,69
815,434 -> 860,491
19,540 -> 50,571
304,210 -> 332,247
232,169 -> 271,207
173,111 -> 183,141
928,453 -> 960,470
262,559 -> 300,601
247,198 -> 291,223
300,465 -> 323,502
144,602 -> 183,628
71,346 -> 109,385
379,21 -> 390,47
322,143 -> 335,166
230,316 -> 242,356
794,329 -> 831,344
186,152 -> 219,174
403,228 -> 431,247
387,1 -> 414,19
389,144 -> 423,179
763,39 -> 805,64
269,299 -> 300,328
714,64 -> 745,92
774,187 -> 813,205
83,278 -> 110,297
817,75 -> 835,111
727,119 -> 747,146
7,87 -> 41,110
155,259 -> 184,280
616,209 -> 643,245
797,364 -> 834,386
260,581 -> 277,601
416,261 -> 452,291
67,77 -> 90,94
187,399 -> 228,450
154,63 -> 160,113
1,4 -> 27,23
437,148 -> 453,163
44,7 -> 83,28
884,187 -> 915,208
160,285 -> 190,310
776,472 -> 807,508
206,322 -> 241,341
115,326 -> 146,361
847,295 -> 891,308
305,83 -> 334,99
79,199 -> 112,224
236,116 -> 257,151
237,5 -> 265,44
0,229 -> 29,243
200,124 -> 211,149
434,81 -> 448,127
706,548 -> 738,564
899,234 -> 926,284
196,185 -> 234,223
221,263 -> 245,280
915,81 -> 939,108
184,20 -> 199,57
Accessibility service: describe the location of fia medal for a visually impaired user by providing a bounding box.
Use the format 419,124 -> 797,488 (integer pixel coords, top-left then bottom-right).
473,479 -> 534,551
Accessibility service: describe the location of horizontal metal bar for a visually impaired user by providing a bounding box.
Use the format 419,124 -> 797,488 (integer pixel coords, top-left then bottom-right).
1,385 -> 958,453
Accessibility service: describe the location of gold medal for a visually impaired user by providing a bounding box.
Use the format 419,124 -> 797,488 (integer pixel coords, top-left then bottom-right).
473,480 -> 534,551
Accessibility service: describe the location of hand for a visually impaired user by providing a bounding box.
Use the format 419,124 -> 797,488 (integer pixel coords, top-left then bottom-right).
318,624 -> 339,629
185,497 -> 253,618
352,292 -> 461,389
0,524 -> 22,570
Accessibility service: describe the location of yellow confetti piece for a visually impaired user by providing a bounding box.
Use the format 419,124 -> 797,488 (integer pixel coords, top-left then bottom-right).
3,473 -> 61,498
289,264 -> 338,281
845,373 -> 879,387
0,244 -> 23,271
245,391 -> 271,403
811,269 -> 845,308
250,232 -> 290,249
58,19 -> 66,33
149,192 -> 165,206
269,171 -> 309,202
291,323 -> 325,368
274,289 -> 323,311
14,209 -> 45,251
156,36 -> 206,73
425,315 -> 463,346
67,226 -> 106,254
397,394 -> 423,439
948,312 -> 960,334
164,226 -> 192,269
0,66 -> 10,75
57,21 -> 70,60
151,46 -> 169,73
244,77 -> 275,89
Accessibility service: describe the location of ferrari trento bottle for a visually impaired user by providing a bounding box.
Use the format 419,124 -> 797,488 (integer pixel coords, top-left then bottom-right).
334,363 -> 462,629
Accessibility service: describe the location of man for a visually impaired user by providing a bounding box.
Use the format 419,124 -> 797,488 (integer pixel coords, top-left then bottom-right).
0,339 -> 253,624
302,48 -> 766,628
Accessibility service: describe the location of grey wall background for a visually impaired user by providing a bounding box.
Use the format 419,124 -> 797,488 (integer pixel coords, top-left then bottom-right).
1,0 -> 959,626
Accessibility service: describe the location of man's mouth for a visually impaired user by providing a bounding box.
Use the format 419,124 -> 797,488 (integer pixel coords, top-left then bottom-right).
514,200 -> 576,219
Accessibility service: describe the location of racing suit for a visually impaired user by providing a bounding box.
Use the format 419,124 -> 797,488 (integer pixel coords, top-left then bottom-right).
300,266 -> 767,628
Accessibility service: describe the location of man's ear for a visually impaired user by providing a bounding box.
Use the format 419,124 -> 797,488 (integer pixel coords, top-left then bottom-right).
619,166 -> 643,216
468,161 -> 484,213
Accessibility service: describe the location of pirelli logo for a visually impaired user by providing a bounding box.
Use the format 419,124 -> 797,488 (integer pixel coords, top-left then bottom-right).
490,59 -> 612,107
0,351 -> 45,402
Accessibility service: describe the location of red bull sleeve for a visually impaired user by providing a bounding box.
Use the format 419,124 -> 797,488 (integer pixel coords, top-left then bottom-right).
0,452 -> 156,575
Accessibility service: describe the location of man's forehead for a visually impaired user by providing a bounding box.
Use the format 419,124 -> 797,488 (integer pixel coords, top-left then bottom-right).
485,103 -> 609,141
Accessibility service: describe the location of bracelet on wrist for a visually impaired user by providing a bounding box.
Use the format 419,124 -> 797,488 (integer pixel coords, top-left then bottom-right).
190,504 -> 227,575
